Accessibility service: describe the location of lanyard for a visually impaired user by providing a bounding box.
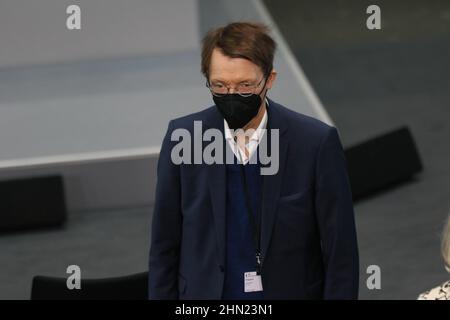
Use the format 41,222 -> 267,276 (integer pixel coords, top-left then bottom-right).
236,141 -> 263,275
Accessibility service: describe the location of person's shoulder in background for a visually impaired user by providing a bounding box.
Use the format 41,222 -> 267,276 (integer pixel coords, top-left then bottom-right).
419,215 -> 450,300
418,280 -> 450,300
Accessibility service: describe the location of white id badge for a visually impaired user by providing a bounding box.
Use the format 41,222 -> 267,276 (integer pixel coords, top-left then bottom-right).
244,271 -> 263,292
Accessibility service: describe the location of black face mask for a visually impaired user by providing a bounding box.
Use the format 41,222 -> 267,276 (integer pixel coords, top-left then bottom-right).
213,94 -> 262,130
213,78 -> 268,130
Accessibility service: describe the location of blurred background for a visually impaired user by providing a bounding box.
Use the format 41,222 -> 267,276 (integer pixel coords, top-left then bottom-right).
0,0 -> 449,299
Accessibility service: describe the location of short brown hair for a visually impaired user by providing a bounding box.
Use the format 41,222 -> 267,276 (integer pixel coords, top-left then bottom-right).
201,22 -> 276,80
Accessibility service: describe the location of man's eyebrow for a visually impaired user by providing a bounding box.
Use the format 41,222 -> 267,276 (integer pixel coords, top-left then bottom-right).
210,78 -> 256,83
209,78 -> 225,83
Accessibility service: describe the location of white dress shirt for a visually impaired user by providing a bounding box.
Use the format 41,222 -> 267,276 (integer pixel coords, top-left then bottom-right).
224,99 -> 268,164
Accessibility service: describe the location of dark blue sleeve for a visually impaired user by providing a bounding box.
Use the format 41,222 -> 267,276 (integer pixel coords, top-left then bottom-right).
148,120 -> 182,299
314,127 -> 359,300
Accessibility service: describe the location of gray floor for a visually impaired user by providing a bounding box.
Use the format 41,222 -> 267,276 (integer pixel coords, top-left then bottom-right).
0,206 -> 152,300
264,0 -> 450,299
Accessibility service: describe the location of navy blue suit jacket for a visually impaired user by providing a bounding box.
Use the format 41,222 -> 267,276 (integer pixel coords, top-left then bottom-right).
148,99 -> 359,299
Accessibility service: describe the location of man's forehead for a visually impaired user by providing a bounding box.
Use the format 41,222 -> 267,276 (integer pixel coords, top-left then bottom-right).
209,48 -> 261,82
209,65 -> 260,83
209,74 -> 258,83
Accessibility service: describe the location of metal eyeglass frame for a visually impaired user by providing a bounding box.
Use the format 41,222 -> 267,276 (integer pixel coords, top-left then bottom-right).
206,76 -> 267,97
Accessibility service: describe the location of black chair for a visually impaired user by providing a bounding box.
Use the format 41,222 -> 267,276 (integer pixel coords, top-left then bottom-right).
31,271 -> 148,300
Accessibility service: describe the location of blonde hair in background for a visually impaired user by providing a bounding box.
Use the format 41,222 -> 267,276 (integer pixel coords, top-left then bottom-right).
442,214 -> 450,273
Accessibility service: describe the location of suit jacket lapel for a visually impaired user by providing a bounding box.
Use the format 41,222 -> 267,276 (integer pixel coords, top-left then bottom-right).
260,99 -> 289,263
204,107 -> 227,268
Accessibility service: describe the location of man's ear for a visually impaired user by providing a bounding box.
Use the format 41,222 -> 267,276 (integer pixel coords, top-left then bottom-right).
266,69 -> 277,90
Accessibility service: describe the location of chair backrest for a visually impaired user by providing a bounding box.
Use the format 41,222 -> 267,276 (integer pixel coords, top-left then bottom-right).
31,271 -> 148,300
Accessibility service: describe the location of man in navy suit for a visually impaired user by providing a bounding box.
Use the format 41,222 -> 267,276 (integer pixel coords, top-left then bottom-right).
148,22 -> 359,300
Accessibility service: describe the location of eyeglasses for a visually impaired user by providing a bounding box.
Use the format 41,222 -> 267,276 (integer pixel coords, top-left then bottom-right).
206,76 -> 266,97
